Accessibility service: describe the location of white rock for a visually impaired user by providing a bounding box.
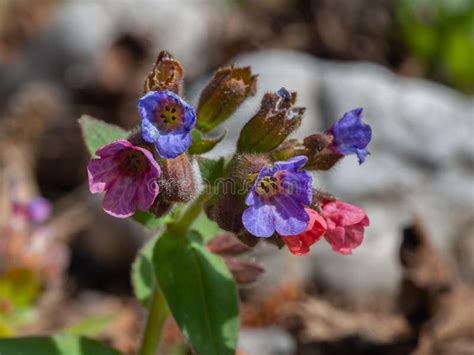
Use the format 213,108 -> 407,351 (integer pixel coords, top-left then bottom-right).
239,327 -> 296,355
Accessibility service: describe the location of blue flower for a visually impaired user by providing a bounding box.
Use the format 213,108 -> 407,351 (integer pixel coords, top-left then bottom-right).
138,90 -> 196,159
329,108 -> 372,164
242,156 -> 312,238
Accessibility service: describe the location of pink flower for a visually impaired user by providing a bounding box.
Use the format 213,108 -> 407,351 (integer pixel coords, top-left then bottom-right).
87,140 -> 160,218
282,208 -> 327,256
321,200 -> 369,254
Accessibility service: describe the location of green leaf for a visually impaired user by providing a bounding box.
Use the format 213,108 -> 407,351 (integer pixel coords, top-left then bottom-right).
78,115 -> 128,156
63,314 -> 117,337
0,269 -> 40,308
132,211 -> 172,230
0,335 -> 120,355
154,231 -> 239,355
132,237 -> 158,308
188,129 -> 227,155
197,157 -> 226,186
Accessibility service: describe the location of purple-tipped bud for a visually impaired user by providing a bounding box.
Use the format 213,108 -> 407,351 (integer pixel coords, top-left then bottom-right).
237,88 -> 305,154
207,233 -> 251,256
197,65 -> 257,132
144,51 -> 184,95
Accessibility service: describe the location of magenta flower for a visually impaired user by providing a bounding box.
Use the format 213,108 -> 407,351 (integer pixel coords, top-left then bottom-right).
320,200 -> 370,254
87,140 -> 161,218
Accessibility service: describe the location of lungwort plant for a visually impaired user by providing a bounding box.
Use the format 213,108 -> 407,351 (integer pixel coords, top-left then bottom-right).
0,50 -> 373,355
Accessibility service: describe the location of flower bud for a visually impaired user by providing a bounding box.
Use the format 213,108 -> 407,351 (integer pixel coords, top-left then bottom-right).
143,51 -> 184,95
224,257 -> 265,285
197,65 -> 257,132
237,88 -> 304,153
303,134 -> 343,170
270,134 -> 343,171
207,233 -> 250,256
158,154 -> 196,202
305,149 -> 343,170
204,153 -> 269,235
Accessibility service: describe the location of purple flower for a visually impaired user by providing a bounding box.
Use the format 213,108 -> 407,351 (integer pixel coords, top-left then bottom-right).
12,197 -> 51,224
87,140 -> 160,218
27,197 -> 52,224
138,90 -> 196,159
242,156 -> 312,238
329,108 -> 372,164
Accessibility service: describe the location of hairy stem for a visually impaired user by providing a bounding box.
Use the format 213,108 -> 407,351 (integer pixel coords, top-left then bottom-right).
173,191 -> 210,234
139,284 -> 169,355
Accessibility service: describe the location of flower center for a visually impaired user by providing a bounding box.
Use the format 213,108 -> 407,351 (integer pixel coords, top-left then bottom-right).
119,150 -> 148,176
255,176 -> 280,197
153,99 -> 184,132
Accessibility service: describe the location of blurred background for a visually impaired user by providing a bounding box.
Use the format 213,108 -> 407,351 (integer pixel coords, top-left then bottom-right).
0,0 -> 473,354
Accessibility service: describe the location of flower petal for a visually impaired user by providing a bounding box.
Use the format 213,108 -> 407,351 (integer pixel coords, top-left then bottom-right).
322,201 -> 367,227
242,199 -> 275,238
135,171 -> 160,211
155,131 -> 192,159
282,235 -> 312,256
102,176 -> 137,218
87,156 -> 119,193
272,195 -> 309,236
95,139 -> 131,158
280,170 -> 312,206
273,155 -> 308,173
141,118 -> 160,144
324,225 -> 365,255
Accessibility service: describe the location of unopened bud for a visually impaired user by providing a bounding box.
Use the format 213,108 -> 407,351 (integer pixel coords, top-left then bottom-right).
304,134 -> 342,170
304,133 -> 333,153
237,88 -> 304,153
305,149 -> 342,170
204,154 -> 269,234
271,134 -> 342,171
144,51 -> 184,95
159,154 -> 196,202
207,233 -> 250,256
197,65 -> 257,132
270,139 -> 305,161
224,257 -> 265,284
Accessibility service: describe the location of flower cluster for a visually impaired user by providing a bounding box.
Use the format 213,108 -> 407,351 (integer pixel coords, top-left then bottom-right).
244,107 -> 370,255
85,50 -> 372,257
88,53 -> 200,217
242,155 -> 370,255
